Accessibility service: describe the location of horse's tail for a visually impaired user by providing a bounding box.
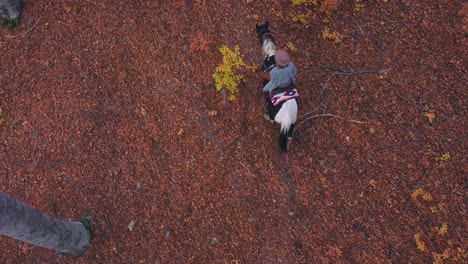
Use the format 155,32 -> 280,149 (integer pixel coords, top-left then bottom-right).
279,118 -> 292,152
276,100 -> 298,152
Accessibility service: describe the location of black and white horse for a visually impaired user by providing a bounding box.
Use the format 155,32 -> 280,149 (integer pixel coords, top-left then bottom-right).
256,21 -> 298,152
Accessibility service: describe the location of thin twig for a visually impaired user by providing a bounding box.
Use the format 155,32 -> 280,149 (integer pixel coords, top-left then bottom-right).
392,40 -> 400,60
6,19 -> 40,38
132,189 -> 155,196
295,114 -> 366,133
354,18 -> 364,34
317,67 -> 391,76
301,113 -> 365,124
369,148 -> 402,161
240,162 -> 253,177
321,72 -> 337,90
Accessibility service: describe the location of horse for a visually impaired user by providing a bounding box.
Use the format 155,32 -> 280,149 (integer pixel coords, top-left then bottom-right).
256,21 -> 277,75
256,21 -> 298,152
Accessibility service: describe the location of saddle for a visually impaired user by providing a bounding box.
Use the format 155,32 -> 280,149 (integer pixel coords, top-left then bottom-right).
270,84 -> 299,106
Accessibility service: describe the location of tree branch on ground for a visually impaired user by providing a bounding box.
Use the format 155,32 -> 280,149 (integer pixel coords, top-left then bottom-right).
6,19 -> 39,38
317,67 -> 391,76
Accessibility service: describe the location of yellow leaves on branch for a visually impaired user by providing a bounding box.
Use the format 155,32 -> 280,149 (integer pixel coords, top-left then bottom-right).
411,188 -> 433,202
286,42 -> 298,52
425,110 -> 436,123
291,0 -> 340,14
354,0 -> 365,12
414,233 -> 426,252
291,0 -> 318,6
0,108 -> 4,125
432,247 -> 467,264
322,27 -> 343,43
290,12 -> 309,24
437,223 -> 448,236
432,248 -> 451,264
440,152 -> 450,161
212,45 -> 245,101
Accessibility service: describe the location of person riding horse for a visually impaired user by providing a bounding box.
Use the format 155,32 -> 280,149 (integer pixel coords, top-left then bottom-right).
258,49 -> 298,121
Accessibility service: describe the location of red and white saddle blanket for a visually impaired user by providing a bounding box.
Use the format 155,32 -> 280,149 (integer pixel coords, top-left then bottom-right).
270,89 -> 299,106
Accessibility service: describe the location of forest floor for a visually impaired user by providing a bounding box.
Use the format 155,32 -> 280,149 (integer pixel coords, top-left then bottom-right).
1,1 -> 466,263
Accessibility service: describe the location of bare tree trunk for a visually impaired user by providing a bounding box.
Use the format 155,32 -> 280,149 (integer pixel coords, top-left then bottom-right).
0,192 -> 91,257
0,0 -> 20,20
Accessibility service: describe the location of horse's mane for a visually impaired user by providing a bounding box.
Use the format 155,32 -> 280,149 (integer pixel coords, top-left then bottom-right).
262,38 -> 277,59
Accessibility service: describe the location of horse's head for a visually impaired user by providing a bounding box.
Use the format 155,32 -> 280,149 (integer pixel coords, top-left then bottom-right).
256,21 -> 276,68
256,21 -> 271,43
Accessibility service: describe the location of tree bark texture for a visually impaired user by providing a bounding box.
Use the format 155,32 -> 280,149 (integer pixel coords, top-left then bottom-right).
0,192 -> 90,256
0,0 -> 20,20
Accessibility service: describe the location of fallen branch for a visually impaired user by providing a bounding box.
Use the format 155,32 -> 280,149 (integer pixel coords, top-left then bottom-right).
240,162 -> 253,177
295,114 -> 366,134
317,67 -> 391,76
301,113 -> 365,124
5,19 -> 40,38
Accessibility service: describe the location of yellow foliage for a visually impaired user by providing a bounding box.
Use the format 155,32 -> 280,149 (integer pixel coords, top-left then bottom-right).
441,249 -> 451,259
286,42 -> 298,52
244,64 -> 258,73
291,0 -> 318,6
455,247 -> 468,261
414,233 -> 426,252
440,152 -> 450,161
246,14 -> 260,20
0,108 -> 4,125
322,26 -> 343,43
291,0 -> 339,14
432,244 -> 468,263
437,223 -> 448,236
290,12 -> 308,24
425,110 -> 436,123
411,188 -> 433,201
432,249 -> 451,264
212,45 -> 245,100
354,0 -> 365,12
